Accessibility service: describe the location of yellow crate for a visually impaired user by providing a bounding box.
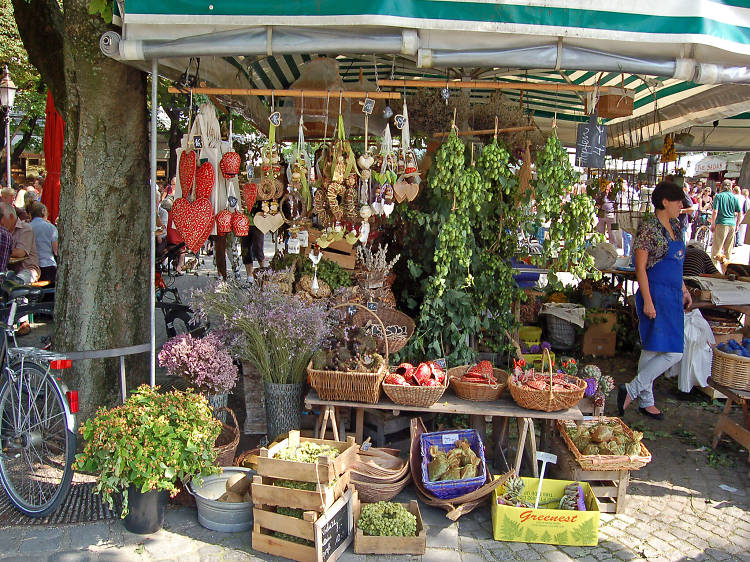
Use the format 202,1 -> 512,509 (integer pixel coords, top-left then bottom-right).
491,477 -> 600,546
519,326 -> 542,345
521,352 -> 555,370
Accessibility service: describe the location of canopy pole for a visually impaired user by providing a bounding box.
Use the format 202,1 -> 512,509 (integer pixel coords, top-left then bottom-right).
378,79 -> 625,94
167,87 -> 400,100
150,58 -> 158,388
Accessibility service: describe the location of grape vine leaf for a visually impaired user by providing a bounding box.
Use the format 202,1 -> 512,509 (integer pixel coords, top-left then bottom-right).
571,518 -> 598,545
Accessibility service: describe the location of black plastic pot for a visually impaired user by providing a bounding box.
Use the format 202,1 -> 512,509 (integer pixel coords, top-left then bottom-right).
123,485 -> 168,534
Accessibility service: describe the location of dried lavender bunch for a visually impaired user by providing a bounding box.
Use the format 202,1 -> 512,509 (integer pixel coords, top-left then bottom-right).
357,243 -> 400,275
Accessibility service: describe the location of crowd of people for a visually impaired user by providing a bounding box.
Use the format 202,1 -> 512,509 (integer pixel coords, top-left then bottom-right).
595,176 -> 750,274
0,175 -> 58,335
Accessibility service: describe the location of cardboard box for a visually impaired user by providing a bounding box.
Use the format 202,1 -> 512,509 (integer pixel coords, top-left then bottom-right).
583,312 -> 617,357
491,477 -> 600,546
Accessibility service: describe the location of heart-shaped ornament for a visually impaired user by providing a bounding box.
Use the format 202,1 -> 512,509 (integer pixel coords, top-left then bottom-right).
232,211 -> 250,236
195,161 -> 215,199
219,152 -> 241,178
242,183 -> 258,211
253,212 -> 284,234
172,197 -> 215,253
178,151 -> 196,194
216,209 -> 233,235
393,180 -> 408,204
357,154 -> 374,170
405,182 -> 420,201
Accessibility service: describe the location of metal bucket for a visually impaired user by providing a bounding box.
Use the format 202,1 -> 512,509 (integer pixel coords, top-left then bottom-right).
188,467 -> 255,532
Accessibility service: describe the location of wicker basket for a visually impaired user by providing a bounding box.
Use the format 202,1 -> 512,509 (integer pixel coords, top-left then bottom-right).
213,407 -> 240,466
382,381 -> 447,407
544,313 -> 577,349
557,417 -> 652,471
308,303 -> 389,404
508,349 -> 586,412
351,473 -> 411,502
711,345 -> 750,391
448,366 -> 508,401
352,307 -> 415,354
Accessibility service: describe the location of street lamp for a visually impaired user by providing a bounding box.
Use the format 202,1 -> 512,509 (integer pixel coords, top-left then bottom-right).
0,66 -> 17,189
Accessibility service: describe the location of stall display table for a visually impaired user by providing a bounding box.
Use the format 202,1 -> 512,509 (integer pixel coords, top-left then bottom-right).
708,378 -> 750,477
305,391 -> 583,478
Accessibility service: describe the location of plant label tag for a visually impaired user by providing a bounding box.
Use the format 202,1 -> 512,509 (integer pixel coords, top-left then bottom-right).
288,238 -> 300,254
362,98 -> 375,115
434,358 -> 447,370
298,229 -> 309,247
366,301 -> 378,311
536,452 -> 557,464
269,111 -> 282,126
193,136 -> 203,149
442,433 -> 459,445
394,114 -> 407,130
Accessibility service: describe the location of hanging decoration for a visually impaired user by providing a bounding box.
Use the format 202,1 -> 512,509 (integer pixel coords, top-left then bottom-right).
171,198 -> 216,253
372,124 -> 396,217
178,150 -> 196,195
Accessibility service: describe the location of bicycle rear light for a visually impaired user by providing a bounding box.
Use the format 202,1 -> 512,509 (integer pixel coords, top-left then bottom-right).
66,391 -> 79,414
50,359 -> 72,370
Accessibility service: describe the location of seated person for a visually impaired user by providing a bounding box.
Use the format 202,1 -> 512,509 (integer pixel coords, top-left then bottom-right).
683,242 -> 719,277
0,202 -> 40,284
29,202 -> 58,283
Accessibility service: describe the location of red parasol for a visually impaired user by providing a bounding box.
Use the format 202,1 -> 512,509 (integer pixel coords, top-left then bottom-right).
41,90 -> 64,224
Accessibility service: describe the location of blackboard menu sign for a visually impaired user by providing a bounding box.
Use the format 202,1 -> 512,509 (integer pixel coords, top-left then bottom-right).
576,114 -> 607,169
315,489 -> 353,561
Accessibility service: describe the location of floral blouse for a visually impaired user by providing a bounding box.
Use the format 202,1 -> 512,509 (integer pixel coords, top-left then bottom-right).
633,215 -> 682,270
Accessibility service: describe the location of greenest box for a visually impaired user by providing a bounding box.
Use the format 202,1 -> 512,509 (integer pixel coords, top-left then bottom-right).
490,477 -> 600,546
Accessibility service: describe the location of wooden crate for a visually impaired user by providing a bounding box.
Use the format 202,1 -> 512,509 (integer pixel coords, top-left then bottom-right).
306,228 -> 357,270
257,430 -> 359,485
353,493 -> 426,555
551,437 -> 630,514
252,487 -> 354,562
251,471 -> 351,513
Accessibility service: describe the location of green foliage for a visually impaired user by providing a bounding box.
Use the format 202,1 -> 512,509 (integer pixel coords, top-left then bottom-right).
88,0 -> 113,23
271,253 -> 354,291
74,385 -> 222,517
570,517 -> 598,545
499,513 -> 521,537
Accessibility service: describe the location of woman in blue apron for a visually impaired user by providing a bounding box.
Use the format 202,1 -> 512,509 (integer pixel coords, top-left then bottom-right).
618,182 -> 692,420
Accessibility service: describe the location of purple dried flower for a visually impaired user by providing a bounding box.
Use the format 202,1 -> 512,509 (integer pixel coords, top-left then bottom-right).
583,377 -> 597,397
158,333 -> 238,394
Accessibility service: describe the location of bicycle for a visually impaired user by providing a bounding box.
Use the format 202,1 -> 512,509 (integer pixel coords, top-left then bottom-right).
0,274 -> 77,517
694,224 -> 712,252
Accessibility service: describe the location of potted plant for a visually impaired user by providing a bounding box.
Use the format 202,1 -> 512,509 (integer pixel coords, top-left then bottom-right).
158,332 -> 239,421
74,385 -> 222,534
191,275 -> 332,440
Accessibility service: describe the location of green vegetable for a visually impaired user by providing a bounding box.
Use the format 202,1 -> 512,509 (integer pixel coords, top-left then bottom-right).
358,502 -> 417,537
277,507 -> 305,519
273,531 -> 314,546
275,441 -> 340,463
274,479 -> 317,491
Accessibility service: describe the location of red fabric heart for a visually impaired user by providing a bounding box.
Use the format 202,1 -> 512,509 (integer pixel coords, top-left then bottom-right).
468,360 -> 494,379
172,197 -> 215,253
219,152 -> 242,178
242,182 -> 258,211
195,161 -> 215,199
179,151 -> 196,195
232,211 -> 250,236
216,209 -> 233,235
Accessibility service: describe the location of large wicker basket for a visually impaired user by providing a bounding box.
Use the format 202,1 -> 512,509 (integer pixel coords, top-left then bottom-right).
448,366 -> 508,401
711,345 -> 750,391
213,407 -> 240,466
508,349 -> 586,412
352,307 -> 415,354
382,381 -> 446,407
557,417 -> 652,471
308,303 -> 388,404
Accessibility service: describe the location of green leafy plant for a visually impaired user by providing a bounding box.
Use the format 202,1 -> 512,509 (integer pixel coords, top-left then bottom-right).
88,0 -> 113,23
74,385 -> 222,516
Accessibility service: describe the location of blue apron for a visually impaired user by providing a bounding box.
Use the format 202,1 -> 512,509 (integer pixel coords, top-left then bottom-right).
636,234 -> 686,353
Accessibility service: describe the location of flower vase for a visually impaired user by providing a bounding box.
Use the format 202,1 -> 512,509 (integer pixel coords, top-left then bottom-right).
241,361 -> 267,434
263,381 -> 305,442
205,393 -> 228,423
122,485 -> 168,534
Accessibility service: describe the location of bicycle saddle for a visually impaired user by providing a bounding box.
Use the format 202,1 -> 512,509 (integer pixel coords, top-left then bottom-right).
1,272 -> 43,301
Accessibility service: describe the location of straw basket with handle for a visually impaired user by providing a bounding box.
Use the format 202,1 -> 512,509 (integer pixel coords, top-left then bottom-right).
212,407 -> 240,466
352,307 -> 415,354
307,303 -> 388,404
449,366 -> 509,402
711,345 -> 750,391
382,364 -> 447,407
508,349 -> 586,412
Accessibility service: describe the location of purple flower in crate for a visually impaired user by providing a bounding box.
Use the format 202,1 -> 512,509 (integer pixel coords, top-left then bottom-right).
529,344 -> 541,354
583,377 -> 598,397
541,341 -> 552,351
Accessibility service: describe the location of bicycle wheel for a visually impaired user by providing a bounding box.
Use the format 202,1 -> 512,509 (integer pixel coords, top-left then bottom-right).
695,226 -> 711,252
0,361 -> 75,517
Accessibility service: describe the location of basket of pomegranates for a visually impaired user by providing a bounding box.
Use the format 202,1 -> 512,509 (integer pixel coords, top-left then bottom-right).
382,361 -> 447,407
448,361 -> 508,401
508,349 -> 586,412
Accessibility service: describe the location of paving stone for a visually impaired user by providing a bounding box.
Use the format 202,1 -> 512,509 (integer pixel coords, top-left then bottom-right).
459,537 -> 481,552
18,534 -> 63,554
48,552 -> 96,562
163,508 -> 200,531
542,551 -> 576,562
461,553 -> 489,562
68,523 -> 112,550
422,548 -> 458,562
426,525 -> 459,549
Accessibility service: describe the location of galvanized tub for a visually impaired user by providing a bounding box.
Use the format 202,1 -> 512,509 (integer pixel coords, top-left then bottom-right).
188,467 -> 254,532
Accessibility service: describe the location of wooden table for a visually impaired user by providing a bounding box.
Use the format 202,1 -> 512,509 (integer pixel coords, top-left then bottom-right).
304,391 -> 584,477
708,378 -> 750,477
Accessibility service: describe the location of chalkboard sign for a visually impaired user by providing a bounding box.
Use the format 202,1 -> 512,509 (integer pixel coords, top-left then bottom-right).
315,489 -> 353,561
575,114 -> 606,169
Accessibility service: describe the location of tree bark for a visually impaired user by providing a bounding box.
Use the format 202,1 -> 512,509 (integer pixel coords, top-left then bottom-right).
738,152 -> 750,191
15,0 -> 150,420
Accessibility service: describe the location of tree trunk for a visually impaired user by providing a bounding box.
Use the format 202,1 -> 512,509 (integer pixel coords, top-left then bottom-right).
12,116 -> 38,164
164,106 -> 183,181
15,0 -> 150,420
738,152 -> 750,191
